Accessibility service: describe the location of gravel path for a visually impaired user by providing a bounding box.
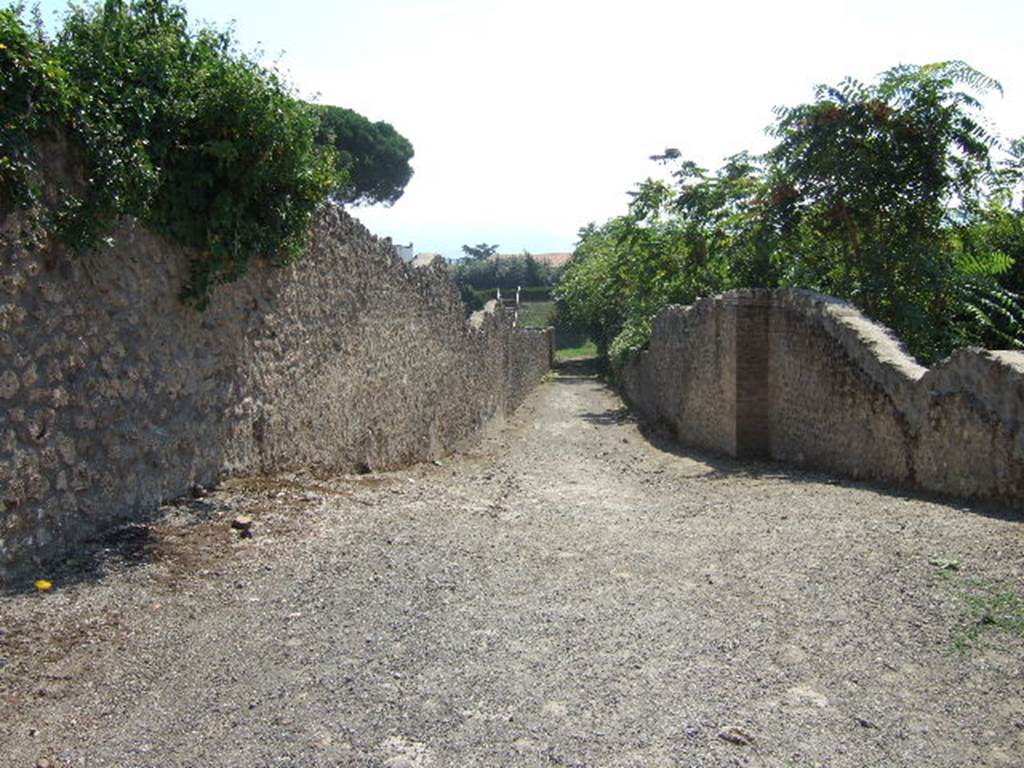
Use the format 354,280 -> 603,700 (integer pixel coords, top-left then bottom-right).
2,359 -> 1023,767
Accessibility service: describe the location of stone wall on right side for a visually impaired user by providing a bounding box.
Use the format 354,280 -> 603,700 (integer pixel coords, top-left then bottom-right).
621,289 -> 1024,504
620,300 -> 738,456
766,291 -> 920,486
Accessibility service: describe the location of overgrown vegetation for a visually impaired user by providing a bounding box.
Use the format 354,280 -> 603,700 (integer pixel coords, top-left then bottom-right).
558,62 -> 1024,367
453,247 -> 559,291
554,338 -> 598,361
451,243 -> 561,317
516,300 -> 555,328
0,0 -> 413,307
450,244 -> 595,353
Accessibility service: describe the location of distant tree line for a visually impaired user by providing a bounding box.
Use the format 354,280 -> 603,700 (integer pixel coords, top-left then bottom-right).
558,62 -> 1024,366
455,245 -> 558,290
449,244 -> 560,313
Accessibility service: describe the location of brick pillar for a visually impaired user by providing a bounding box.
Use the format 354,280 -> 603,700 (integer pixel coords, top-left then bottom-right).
730,292 -> 773,459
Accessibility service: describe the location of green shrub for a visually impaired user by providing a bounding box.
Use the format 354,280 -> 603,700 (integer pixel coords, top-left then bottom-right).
0,5 -> 72,212
516,300 -> 555,328
51,0 -> 341,307
608,315 -> 652,372
458,282 -> 484,315
1,1 -> 423,309
469,287 -> 497,304
518,286 -> 552,302
454,253 -> 557,291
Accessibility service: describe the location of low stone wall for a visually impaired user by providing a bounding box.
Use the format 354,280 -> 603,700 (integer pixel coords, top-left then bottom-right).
621,289 -> 1024,504
508,327 -> 554,411
0,207 -> 552,583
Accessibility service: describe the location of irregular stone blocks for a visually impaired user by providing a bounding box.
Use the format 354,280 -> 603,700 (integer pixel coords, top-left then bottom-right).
0,207 -> 551,582
621,289 -> 1024,505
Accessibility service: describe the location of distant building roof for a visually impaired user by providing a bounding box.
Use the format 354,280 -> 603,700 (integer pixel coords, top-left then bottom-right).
393,242 -> 414,262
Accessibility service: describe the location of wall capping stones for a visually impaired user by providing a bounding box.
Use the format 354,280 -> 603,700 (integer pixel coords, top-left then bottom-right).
622,288 -> 1024,504
0,204 -> 552,584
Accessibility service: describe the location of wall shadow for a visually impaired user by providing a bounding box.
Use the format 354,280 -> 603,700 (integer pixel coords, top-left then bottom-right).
652,417 -> 1022,524
1,495 -> 224,596
579,384 -> 1023,526
552,356 -> 605,384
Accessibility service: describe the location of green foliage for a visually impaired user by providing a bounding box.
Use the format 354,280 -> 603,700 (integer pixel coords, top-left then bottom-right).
464,286 -> 552,308
607,315 -> 652,370
556,223 -> 628,356
558,178 -> 731,360
458,280 -> 484,315
560,61 -> 1024,365
0,4 -> 73,215
49,0 -> 340,306
517,285 -> 553,302
766,61 -> 1005,358
957,140 -> 1024,302
315,104 -> 413,206
516,300 -> 555,328
947,575 -> 1024,653
461,242 -> 499,261
0,1 -> 414,309
454,251 -> 557,291
554,338 -> 598,361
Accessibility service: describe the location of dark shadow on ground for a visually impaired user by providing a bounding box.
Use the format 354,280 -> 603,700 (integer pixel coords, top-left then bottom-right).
577,381 -> 1024,527
1,495 -> 224,595
579,405 -> 631,426
553,356 -> 605,384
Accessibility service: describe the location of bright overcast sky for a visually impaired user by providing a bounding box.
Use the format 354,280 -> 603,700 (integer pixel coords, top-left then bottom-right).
37,0 -> 1024,258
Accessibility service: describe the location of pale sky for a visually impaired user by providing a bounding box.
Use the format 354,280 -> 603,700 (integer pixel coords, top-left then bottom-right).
36,0 -> 1024,258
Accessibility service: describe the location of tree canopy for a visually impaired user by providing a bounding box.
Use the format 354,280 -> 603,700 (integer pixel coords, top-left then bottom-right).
558,61 -> 1024,366
461,243 -> 500,260
314,104 -> 414,207
453,250 -> 557,291
1,0 -> 415,307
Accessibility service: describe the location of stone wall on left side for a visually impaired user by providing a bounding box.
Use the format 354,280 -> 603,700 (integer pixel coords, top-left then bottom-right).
0,206 -> 552,584
509,327 -> 554,411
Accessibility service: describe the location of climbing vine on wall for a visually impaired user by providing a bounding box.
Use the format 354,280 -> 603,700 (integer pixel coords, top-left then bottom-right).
0,1 -> 414,308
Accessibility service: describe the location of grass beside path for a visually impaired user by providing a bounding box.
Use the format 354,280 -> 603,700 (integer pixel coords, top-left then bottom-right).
516,300 -> 598,361
517,301 -> 556,328
555,339 -> 598,361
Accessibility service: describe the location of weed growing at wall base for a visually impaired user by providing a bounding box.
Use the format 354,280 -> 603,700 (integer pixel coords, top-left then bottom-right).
949,576 -> 1024,653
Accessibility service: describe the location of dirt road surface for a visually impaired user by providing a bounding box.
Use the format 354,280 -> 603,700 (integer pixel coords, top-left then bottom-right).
2,360 -> 1023,767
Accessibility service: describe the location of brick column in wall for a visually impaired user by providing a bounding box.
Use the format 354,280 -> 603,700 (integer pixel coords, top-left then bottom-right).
730,292 -> 773,459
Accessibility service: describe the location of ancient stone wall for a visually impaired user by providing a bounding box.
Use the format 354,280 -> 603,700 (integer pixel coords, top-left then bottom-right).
621,289 -> 1024,504
508,328 -> 554,411
0,208 -> 552,583
620,300 -> 737,455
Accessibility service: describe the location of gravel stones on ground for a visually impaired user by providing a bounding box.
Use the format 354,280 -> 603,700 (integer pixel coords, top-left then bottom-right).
0,359 -> 1022,767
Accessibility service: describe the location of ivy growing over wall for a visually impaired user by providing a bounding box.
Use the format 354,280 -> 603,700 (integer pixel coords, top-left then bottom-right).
1,1 -> 414,308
